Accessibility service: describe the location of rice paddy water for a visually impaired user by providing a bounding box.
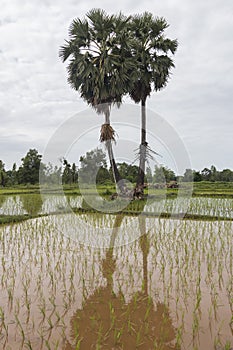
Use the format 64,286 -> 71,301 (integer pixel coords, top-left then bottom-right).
0,194 -> 232,349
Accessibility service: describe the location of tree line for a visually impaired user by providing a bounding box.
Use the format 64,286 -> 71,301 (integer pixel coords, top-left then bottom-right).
0,148 -> 232,187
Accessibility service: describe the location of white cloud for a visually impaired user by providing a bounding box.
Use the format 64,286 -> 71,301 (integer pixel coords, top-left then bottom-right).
0,0 -> 233,171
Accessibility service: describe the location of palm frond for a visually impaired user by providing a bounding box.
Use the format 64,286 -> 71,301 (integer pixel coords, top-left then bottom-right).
59,41 -> 73,62
133,144 -> 162,164
60,9 -> 135,112
128,13 -> 177,101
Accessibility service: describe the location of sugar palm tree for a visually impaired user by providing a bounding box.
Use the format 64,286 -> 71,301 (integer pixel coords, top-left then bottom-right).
59,9 -> 134,191
129,13 -> 178,197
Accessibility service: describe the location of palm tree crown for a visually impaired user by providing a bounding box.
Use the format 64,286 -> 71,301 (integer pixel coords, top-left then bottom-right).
129,12 -> 178,103
59,9 -> 134,113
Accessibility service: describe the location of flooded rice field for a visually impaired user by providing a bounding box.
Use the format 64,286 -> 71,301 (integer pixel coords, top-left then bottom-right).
0,194 -> 233,219
0,211 -> 232,349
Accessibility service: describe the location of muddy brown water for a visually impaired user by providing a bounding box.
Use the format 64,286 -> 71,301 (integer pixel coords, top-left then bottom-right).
0,214 -> 232,349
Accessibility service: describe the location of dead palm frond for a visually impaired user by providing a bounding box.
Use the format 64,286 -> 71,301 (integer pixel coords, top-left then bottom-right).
100,124 -> 116,143
133,144 -> 162,165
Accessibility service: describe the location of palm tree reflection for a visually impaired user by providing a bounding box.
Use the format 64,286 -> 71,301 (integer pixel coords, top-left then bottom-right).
65,215 -> 177,349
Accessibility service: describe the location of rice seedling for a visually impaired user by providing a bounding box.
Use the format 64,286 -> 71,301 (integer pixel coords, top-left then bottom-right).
0,194 -> 232,349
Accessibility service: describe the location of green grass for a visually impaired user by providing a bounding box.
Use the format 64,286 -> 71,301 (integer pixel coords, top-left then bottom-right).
148,182 -> 233,198
0,181 -> 232,227
1,181 -> 232,197
0,214 -> 30,225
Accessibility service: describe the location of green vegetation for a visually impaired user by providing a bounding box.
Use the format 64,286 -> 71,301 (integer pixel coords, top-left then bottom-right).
0,181 -> 232,197
0,214 -> 30,225
0,179 -> 231,202
183,165 -> 233,182
79,148 -> 111,184
192,181 -> 233,197
1,147 -> 233,192
1,186 -> 232,227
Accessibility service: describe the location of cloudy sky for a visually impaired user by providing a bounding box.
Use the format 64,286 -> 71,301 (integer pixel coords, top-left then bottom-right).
1,0 -> 232,173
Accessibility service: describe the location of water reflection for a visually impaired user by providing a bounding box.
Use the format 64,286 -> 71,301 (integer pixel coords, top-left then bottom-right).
0,194 -> 232,219
0,194 -> 83,216
64,215 -> 177,350
0,195 -> 25,215
0,213 -> 232,349
0,195 -> 6,208
20,194 -> 43,216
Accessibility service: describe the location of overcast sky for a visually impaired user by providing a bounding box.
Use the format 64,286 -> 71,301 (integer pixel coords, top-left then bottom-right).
0,0 -> 232,173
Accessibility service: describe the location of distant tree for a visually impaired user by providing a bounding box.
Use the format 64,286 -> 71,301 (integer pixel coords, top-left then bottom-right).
117,162 -> 139,183
219,169 -> 233,182
193,171 -> 202,182
201,168 -> 211,181
41,163 -> 62,185
163,167 -> 176,182
18,149 -> 42,184
153,166 -> 165,183
210,165 -> 217,181
79,148 -> 110,184
0,160 -> 6,187
5,163 -> 18,186
62,159 -> 73,185
11,163 -> 18,185
182,169 -> 193,182
71,163 -> 78,183
96,167 -> 111,184
145,167 -> 153,183
153,165 -> 176,183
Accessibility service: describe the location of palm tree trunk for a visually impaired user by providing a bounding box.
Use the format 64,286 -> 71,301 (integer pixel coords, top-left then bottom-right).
105,140 -> 121,183
135,99 -> 147,198
104,110 -> 122,188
